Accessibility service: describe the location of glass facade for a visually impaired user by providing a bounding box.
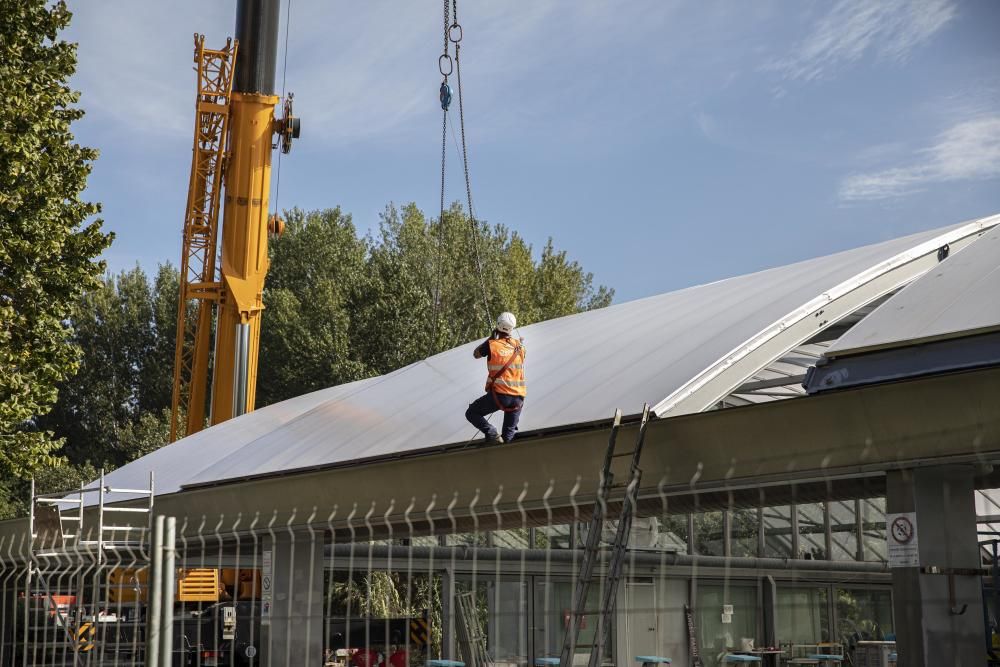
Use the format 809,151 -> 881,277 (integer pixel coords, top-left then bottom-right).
860,498 -> 888,562
762,505 -> 793,558
796,503 -> 827,559
533,580 -> 612,665
731,509 -> 759,557
696,583 -> 757,667
316,494 -> 894,665
836,587 -> 893,644
693,511 -> 725,556
776,586 -> 830,644
458,578 -> 529,667
659,514 -> 690,553
828,500 -> 859,561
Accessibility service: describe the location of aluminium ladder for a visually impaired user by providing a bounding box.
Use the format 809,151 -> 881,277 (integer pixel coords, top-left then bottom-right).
559,404 -> 651,667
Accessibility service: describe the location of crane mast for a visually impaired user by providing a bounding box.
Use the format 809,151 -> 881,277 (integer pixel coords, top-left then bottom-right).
171,0 -> 297,441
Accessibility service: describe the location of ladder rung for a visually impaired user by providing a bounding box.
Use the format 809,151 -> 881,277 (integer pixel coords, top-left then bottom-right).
60,517 -> 82,522
104,488 -> 153,496
102,525 -> 142,531
610,451 -> 636,458
102,507 -> 150,513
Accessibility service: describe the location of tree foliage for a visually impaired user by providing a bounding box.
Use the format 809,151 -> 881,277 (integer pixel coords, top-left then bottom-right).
38,266 -> 176,470
0,0 -> 111,479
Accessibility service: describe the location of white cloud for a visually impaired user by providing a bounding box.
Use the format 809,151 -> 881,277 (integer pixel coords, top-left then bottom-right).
768,0 -> 956,82
839,115 -> 1000,200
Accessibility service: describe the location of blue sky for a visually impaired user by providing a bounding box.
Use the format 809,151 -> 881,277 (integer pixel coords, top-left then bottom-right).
65,0 -> 1000,303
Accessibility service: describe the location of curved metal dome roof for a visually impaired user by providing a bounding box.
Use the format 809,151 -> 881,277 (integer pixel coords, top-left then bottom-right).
99,215 -> 997,495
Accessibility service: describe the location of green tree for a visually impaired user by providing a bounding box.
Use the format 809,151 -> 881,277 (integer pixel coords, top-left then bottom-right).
0,0 -> 112,479
139,264 -> 179,414
38,267 -> 155,468
257,207 -> 370,407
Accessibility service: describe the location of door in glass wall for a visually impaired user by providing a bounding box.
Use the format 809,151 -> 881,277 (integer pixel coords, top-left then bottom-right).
695,583 -> 757,667
836,587 -> 893,649
775,586 -> 829,645
533,580 -> 613,666
626,583 -> 658,659
657,578 -> 690,666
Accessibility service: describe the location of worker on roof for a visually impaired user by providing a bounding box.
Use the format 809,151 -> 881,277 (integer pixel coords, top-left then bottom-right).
466,311 -> 526,445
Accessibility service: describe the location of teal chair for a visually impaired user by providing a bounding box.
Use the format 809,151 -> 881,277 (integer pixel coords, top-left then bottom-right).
723,656 -> 762,664
428,661 -> 465,667
534,660 -> 560,666
636,656 -> 672,666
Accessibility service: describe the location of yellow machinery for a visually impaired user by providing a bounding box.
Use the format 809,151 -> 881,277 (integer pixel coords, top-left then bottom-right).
107,567 -> 261,603
171,0 -> 298,441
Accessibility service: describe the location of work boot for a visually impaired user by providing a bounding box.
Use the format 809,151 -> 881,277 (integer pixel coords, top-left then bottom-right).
484,432 -> 501,446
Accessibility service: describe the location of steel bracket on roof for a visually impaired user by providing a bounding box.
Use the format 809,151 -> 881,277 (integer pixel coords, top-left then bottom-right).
652,215 -> 1000,417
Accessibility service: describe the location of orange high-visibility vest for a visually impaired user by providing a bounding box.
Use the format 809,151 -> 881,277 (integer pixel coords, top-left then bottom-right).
486,337 -> 526,397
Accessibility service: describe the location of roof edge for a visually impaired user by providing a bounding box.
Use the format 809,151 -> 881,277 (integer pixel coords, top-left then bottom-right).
651,214 -> 1000,417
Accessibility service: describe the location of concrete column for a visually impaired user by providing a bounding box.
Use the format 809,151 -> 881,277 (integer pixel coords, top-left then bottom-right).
260,529 -> 325,667
887,466 -> 985,666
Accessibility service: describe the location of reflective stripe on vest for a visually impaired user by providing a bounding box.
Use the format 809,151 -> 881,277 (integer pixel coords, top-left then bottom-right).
486,337 -> 526,397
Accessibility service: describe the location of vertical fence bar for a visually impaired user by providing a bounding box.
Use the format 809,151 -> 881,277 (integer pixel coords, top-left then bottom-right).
145,516 -> 164,667
158,517 -> 175,667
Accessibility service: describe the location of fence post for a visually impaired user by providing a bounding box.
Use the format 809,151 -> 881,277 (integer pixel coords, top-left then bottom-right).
145,515 -> 164,667
159,517 -> 176,666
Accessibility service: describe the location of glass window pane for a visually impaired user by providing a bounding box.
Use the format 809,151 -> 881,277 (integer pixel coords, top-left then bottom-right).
492,529 -> 530,550
536,524 -> 574,549
762,506 -> 793,559
533,580 -> 612,664
449,532 -> 489,547
860,498 -> 887,563
731,509 -> 759,558
324,570 -> 440,659
828,501 -> 858,561
694,511 -> 725,556
659,514 -> 689,554
836,588 -> 893,645
696,584 -> 757,667
458,578 -> 528,667
797,503 -> 826,559
776,586 -> 830,644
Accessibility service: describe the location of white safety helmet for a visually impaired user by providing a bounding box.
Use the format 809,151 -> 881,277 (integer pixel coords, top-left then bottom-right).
496,311 -> 517,334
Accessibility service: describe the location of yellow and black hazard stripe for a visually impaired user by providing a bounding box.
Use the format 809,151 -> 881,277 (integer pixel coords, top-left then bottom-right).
76,622 -> 95,652
409,617 -> 429,646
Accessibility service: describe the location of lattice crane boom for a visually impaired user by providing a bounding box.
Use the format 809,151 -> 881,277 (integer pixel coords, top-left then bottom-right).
170,35 -> 238,442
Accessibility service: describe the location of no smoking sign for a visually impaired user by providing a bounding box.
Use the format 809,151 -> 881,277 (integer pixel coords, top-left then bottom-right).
886,512 -> 919,568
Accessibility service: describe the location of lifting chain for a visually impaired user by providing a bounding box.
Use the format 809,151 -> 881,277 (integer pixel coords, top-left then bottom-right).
450,0 -> 493,331
434,0 -> 493,346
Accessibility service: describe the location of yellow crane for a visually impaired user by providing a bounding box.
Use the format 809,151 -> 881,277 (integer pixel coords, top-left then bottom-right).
170,0 -> 299,442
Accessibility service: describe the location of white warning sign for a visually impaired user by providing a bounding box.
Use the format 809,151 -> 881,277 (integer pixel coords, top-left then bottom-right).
261,549 -> 273,624
886,512 -> 919,568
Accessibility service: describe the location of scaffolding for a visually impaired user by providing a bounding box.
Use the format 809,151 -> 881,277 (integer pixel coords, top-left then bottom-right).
21,471 -> 155,666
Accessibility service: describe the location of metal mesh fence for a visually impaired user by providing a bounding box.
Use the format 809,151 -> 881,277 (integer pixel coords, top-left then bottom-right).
0,462 -> 912,667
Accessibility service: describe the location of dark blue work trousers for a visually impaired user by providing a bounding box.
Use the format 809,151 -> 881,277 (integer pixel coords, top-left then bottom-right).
465,392 -> 524,442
